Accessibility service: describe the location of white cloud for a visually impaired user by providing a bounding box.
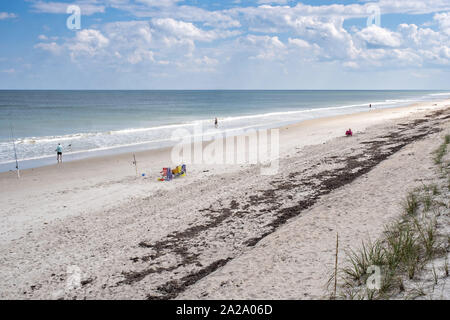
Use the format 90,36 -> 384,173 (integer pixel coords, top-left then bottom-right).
151,18 -> 226,42
135,0 -> 181,7
239,35 -> 287,61
27,0 -> 450,80
106,1 -> 241,29
46,18 -> 233,69
356,25 -> 402,48
285,16 -> 359,60
439,46 -> 450,59
35,42 -> 63,55
0,12 -> 17,20
245,35 -> 285,49
377,0 -> 450,15
68,29 -> 109,59
32,1 -> 105,16
127,49 -> 155,64
104,21 -> 152,49
37,34 -> 60,42
397,24 -> 441,47
257,0 -> 288,4
434,12 -> 450,36
195,56 -> 218,66
153,18 -> 210,40
288,38 -> 311,49
238,0 -> 437,19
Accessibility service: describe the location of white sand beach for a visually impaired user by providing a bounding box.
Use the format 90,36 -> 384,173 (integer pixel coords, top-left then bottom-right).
0,99 -> 449,299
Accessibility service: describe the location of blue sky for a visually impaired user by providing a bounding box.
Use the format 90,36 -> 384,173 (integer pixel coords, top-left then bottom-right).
0,0 -> 449,89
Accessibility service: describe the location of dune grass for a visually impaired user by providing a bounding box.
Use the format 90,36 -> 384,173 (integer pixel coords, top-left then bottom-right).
329,134 -> 449,300
330,188 -> 443,299
434,134 -> 450,165
403,192 -> 419,216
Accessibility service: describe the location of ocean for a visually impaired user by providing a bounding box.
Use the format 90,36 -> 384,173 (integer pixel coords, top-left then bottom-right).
1,90 -> 449,172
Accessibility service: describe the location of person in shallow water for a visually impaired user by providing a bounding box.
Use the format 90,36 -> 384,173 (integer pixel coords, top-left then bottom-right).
214,117 -> 218,128
56,143 -> 63,163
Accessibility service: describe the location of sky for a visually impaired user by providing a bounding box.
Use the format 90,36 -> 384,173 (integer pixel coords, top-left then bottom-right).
0,0 -> 449,90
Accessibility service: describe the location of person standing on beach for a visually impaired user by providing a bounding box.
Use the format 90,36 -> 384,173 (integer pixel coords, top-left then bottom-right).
215,117 -> 218,128
369,104 -> 372,109
56,143 -> 63,163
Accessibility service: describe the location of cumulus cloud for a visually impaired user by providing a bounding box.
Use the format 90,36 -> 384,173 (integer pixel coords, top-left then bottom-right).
397,24 -> 441,47
152,18 -> 218,42
349,21 -> 450,69
104,21 -> 152,49
68,29 -> 109,59
288,16 -> 359,60
30,1 -> 450,76
356,25 -> 402,48
377,0 -> 450,15
288,38 -> 311,49
151,18 -> 239,42
127,49 -> 155,64
238,35 -> 287,61
35,16 -> 240,71
434,12 -> 450,36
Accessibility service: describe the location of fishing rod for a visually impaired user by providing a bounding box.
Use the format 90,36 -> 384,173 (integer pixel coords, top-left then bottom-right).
10,123 -> 20,179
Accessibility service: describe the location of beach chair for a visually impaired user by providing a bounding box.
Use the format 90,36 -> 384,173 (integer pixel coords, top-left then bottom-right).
172,164 -> 187,178
172,166 -> 181,175
158,165 -> 186,181
158,167 -> 173,181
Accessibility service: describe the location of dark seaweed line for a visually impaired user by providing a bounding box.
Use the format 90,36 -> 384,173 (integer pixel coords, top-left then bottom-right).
243,118 -> 445,246
121,208 -> 234,285
147,258 -> 231,300
125,114 -> 446,300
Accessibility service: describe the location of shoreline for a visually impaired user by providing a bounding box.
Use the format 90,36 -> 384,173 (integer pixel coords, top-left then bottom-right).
2,98 -> 449,178
1,95 -> 448,173
0,98 -> 449,299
